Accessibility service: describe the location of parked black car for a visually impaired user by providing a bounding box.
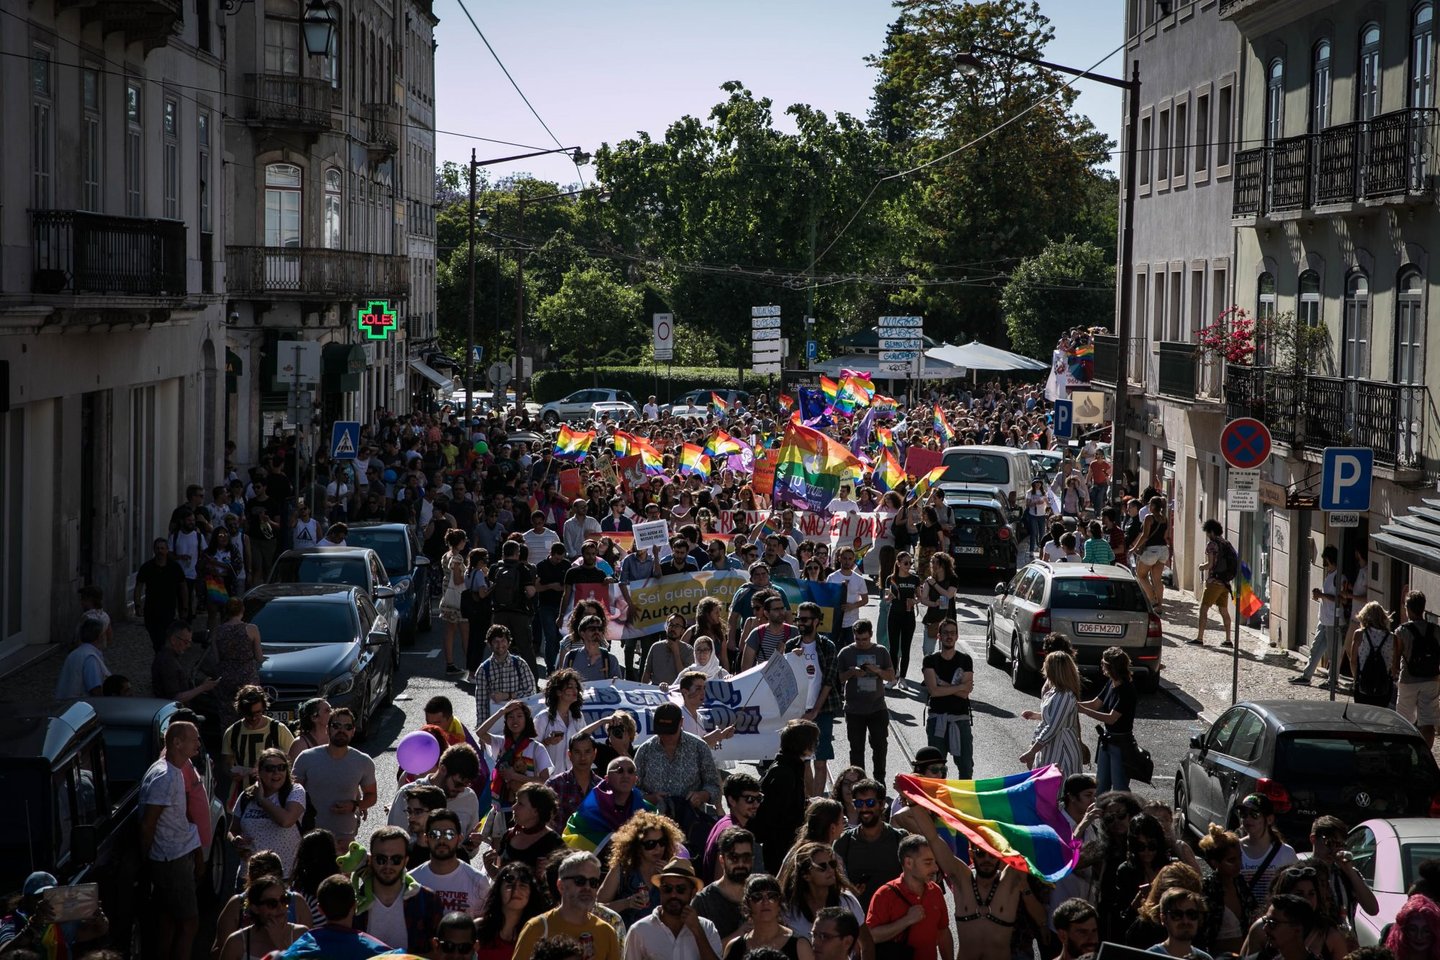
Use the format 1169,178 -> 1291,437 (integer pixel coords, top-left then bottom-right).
345,521 -> 431,642
942,492 -> 1019,580
1174,700 -> 1440,848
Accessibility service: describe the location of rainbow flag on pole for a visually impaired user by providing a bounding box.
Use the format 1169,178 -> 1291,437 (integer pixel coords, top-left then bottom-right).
934,405 -> 956,444
678,443 -> 711,478
912,465 -> 947,501
710,392 -> 730,416
873,449 -> 906,493
820,376 -> 840,408
1236,561 -> 1264,619
774,422 -> 865,513
705,429 -> 745,459
896,765 -> 1081,882
617,432 -> 664,474
778,393 -> 795,413
554,424 -> 595,459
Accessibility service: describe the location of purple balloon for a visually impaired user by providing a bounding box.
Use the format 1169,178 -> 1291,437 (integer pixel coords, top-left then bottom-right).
396,730 -> 442,776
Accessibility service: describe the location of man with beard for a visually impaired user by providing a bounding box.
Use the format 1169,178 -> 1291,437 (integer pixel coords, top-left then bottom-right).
352,826 -> 444,952
1149,888 -> 1210,960
700,774 -> 767,882
291,706 -> 377,853
867,834 -> 953,960
1052,899 -> 1100,960
834,779 -> 906,908
407,809 -> 490,917
922,619 -> 974,779
621,858 -> 721,960
691,827 -> 755,940
513,851 -> 621,960
950,847 -> 1043,960
387,744 -> 482,855
786,601 -> 842,792
399,784 -> 447,869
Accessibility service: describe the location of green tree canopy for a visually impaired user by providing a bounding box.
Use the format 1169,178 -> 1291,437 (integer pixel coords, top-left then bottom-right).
1000,238 -> 1115,358
533,265 -> 644,370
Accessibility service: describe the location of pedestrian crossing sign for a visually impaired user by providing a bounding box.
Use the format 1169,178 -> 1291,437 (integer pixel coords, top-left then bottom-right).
331,421 -> 361,460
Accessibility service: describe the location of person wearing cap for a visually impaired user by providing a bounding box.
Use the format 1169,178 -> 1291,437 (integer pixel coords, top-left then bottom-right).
1236,793 -> 1297,904
635,703 -> 721,823
621,857 -> 722,960
0,870 -> 108,955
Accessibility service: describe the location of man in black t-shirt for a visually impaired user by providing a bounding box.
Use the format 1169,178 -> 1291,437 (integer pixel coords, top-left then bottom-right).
921,619 -> 974,779
561,540 -> 610,612
534,542 -> 571,671
134,538 -> 187,651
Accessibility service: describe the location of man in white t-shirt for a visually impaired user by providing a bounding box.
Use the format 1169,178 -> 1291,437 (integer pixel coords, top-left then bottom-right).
388,744 -> 482,844
828,484 -> 860,515
522,510 -> 562,559
644,396 -> 660,419
354,826 -> 445,952
408,810 -> 491,917
826,547 -> 869,646
140,721 -> 204,960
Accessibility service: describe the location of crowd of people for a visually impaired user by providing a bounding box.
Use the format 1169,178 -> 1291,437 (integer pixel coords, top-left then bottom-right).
10,378 -> 1431,960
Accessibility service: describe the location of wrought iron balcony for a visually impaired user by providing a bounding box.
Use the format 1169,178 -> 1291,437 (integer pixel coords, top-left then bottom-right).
31,210 -> 186,298
365,102 -> 399,157
225,246 -> 410,301
1232,148 -> 1266,217
1157,342 -> 1197,401
1365,107 -> 1439,198
241,73 -> 335,132
53,0 -> 181,49
1269,135 -> 1312,211
1314,122 -> 1359,204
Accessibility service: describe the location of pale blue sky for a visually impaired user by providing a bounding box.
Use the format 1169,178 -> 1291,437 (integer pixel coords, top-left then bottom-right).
434,0 -> 1127,185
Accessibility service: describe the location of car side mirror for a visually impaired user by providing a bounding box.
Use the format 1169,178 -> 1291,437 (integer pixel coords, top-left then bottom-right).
1190,734 -> 1205,752
415,556 -> 431,567
994,582 -> 1008,596
72,824 -> 98,864
373,585 -> 396,599
367,630 -> 390,647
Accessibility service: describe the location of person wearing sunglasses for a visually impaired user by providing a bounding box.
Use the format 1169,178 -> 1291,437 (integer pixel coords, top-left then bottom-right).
474,862 -> 548,960
230,747 -> 306,878
1306,815 -> 1378,921
291,706 -> 378,854
1149,889 -> 1210,960
430,911 -> 479,959
1235,794 -> 1298,906
834,779 -> 906,909
1239,864 -> 1350,960
865,834 -> 950,960
216,875 -> 306,960
1104,814 -> 1177,941
810,905 -> 861,960
721,874 -> 812,960
777,841 -> 873,956
513,851 -> 622,960
351,825 -> 445,953
623,858 -> 722,960
598,810 -> 684,928
409,809 -> 492,919
785,601 -> 842,793
700,774 -> 769,883
1253,895 -> 1319,960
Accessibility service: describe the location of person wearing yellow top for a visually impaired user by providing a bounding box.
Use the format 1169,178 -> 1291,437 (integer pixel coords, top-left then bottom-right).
512,850 -> 622,960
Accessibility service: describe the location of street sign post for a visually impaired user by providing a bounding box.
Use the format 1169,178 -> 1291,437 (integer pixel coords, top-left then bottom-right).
751,305 -> 782,375
878,316 -> 924,376
653,313 -> 674,362
486,361 -> 512,389
1220,418 -> 1273,470
471,345 -> 484,366
1054,399 -> 1073,439
331,421 -> 361,460
1320,447 -> 1373,512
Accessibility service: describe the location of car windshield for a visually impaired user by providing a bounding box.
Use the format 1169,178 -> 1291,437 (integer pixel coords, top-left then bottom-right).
247,599 -> 355,643
1404,843 -> 1440,888
942,453 -> 1010,485
951,507 -> 1002,525
343,530 -> 407,576
270,555 -> 368,588
1277,734 -> 1434,781
1051,578 -> 1150,612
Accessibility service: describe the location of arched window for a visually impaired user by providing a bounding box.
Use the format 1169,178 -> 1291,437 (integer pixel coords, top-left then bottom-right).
264,163 -> 302,248
1395,268 -> 1426,385
1342,272 -> 1371,378
1311,40 -> 1332,132
1256,273 -> 1277,365
1359,24 -> 1382,121
1299,270 -> 1321,328
1415,3 -> 1436,109
323,168 -> 342,249
1265,59 -> 1285,144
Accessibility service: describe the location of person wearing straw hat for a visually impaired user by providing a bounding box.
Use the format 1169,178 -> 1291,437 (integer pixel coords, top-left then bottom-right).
621,857 -> 722,960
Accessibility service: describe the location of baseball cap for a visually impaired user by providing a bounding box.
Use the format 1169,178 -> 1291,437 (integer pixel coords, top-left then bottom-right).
653,703 -> 683,735
913,746 -> 946,770
23,872 -> 57,897
1239,793 -> 1274,816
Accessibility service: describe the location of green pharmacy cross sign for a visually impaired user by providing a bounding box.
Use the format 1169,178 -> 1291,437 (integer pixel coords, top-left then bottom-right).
357,300 -> 398,340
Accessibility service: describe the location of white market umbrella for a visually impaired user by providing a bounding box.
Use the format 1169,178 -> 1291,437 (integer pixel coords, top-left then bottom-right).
925,340 -> 1049,373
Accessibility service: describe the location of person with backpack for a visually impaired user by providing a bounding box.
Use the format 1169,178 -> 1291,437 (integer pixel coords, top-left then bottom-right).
473,624 -> 536,717
1191,520 -> 1237,648
489,539 -> 539,673
221,684 -> 296,808
1346,601 -> 1396,708
1290,545 -> 1348,686
1394,591 -> 1440,748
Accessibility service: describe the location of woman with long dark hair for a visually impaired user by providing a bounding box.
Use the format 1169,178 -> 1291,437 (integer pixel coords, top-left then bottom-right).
1130,496 -> 1170,614
475,862 -> 549,960
290,828 -> 338,922
215,875 -> 306,960
721,874 -> 814,960
777,841 -> 870,947
918,552 -> 959,658
477,700 -> 554,820
1197,825 -> 1256,956
534,668 -> 583,775
210,850 -> 312,955
1102,814 -> 1177,940
886,551 -> 921,683
288,698 -> 330,762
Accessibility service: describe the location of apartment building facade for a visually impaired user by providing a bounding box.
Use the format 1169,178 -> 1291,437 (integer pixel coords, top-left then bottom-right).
0,0 -> 228,650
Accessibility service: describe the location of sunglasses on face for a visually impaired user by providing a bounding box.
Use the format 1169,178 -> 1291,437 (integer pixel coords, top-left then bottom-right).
259,764 -> 287,774
923,765 -> 946,776
428,828 -> 460,841
1262,917 -> 1298,928
640,837 -> 668,851
252,897 -> 285,909
808,860 -> 835,872
371,853 -> 406,866
853,797 -> 879,809
738,793 -> 763,804
564,875 -> 603,888
659,883 -> 694,895
747,890 -> 781,904
437,939 -> 476,953
329,722 -> 355,731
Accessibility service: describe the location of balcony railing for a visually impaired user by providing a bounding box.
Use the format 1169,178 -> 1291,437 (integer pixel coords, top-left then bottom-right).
1232,109 -> 1439,217
1224,363 -> 1430,468
1157,341 -> 1197,401
1092,334 -> 1119,384
365,102 -> 399,154
53,0 -> 181,47
31,210 -> 186,298
225,246 -> 410,300
242,73 -> 335,132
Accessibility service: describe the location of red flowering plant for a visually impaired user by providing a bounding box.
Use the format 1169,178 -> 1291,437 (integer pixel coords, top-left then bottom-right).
1196,306 -> 1257,365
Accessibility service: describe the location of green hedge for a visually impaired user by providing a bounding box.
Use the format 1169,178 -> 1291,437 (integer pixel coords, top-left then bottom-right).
531,366 -> 780,403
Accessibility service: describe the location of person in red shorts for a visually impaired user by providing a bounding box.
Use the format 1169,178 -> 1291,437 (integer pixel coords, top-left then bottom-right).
865,834 -> 953,960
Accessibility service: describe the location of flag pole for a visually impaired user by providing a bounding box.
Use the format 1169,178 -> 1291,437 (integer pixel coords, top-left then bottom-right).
1231,579 -> 1241,705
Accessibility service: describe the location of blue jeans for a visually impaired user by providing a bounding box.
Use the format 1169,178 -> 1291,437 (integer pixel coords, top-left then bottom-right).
1024,514 -> 1046,555
1300,623 -> 1342,680
928,718 -> 974,780
536,606 -> 562,673
1097,740 -> 1130,793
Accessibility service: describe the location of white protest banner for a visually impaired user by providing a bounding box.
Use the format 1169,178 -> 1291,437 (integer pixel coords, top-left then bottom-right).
714,510 -> 893,552
523,651 -> 806,761
632,519 -> 671,552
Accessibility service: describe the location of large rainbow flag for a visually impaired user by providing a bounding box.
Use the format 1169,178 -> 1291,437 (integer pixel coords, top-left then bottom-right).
562,782 -> 655,853
711,392 -> 730,417
896,766 -> 1080,883
873,449 -> 906,493
934,405 -> 956,444
555,424 -> 595,459
819,376 -> 840,408
706,429 -> 745,459
1236,561 -> 1264,618
774,422 -> 865,513
678,443 -> 711,477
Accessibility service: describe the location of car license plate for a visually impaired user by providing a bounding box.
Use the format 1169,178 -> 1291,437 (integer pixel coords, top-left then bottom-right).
1076,622 -> 1125,636
273,709 -> 296,723
955,546 -> 984,555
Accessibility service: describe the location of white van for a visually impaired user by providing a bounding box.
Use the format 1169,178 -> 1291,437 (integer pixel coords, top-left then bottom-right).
936,445 -> 1038,512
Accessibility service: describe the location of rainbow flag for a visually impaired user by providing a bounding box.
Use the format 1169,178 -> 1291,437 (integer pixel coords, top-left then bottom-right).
873,394 -> 899,415
934,405 -> 955,444
778,393 -> 795,413
623,433 -> 665,474
678,443 -> 711,477
841,372 -> 875,401
820,376 -> 840,407
706,429 -> 745,459
774,422 -> 866,513
1236,561 -> 1264,619
711,392 -> 730,416
612,430 -> 633,456
912,465 -> 947,501
873,449 -> 906,493
563,781 -> 655,853
896,766 -> 1080,882
554,424 -> 595,459
876,425 -> 896,451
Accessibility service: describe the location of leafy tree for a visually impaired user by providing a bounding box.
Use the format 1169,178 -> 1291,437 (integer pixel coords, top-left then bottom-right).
1000,238 -> 1114,358
533,266 -> 644,377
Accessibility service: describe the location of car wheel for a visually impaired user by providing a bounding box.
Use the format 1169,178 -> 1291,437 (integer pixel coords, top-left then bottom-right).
1174,775 -> 1193,841
391,635 -> 401,671
1010,633 -> 1036,690
419,593 -> 432,632
353,689 -> 371,741
1136,669 -> 1161,695
985,613 -> 1006,668
206,825 -> 228,902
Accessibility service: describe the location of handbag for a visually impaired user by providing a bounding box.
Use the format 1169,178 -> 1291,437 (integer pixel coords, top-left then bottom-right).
1122,738 -> 1155,784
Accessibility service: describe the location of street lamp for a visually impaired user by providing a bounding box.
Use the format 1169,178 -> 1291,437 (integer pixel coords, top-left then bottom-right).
957,44 -> 1140,503
301,0 -> 336,57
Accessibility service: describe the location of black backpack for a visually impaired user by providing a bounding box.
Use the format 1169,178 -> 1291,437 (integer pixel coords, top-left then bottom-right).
1356,629 -> 1394,700
1212,539 -> 1238,583
490,561 -> 528,613
1408,621 -> 1440,679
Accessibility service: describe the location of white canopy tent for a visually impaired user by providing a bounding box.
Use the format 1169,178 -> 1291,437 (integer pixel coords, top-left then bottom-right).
925,340 -> 1050,373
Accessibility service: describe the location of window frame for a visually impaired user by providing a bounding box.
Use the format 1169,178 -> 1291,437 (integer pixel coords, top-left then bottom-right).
1343,271 -> 1372,380
1311,39 -> 1332,133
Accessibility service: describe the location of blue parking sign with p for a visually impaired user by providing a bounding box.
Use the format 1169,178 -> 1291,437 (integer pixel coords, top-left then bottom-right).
1320,447 -> 1373,511
331,421 -> 361,461
1054,399 -> 1073,439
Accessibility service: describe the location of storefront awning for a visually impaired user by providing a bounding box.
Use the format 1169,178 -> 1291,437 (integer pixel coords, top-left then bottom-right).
1372,499 -> 1440,574
408,358 -> 456,394
322,342 -> 368,393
